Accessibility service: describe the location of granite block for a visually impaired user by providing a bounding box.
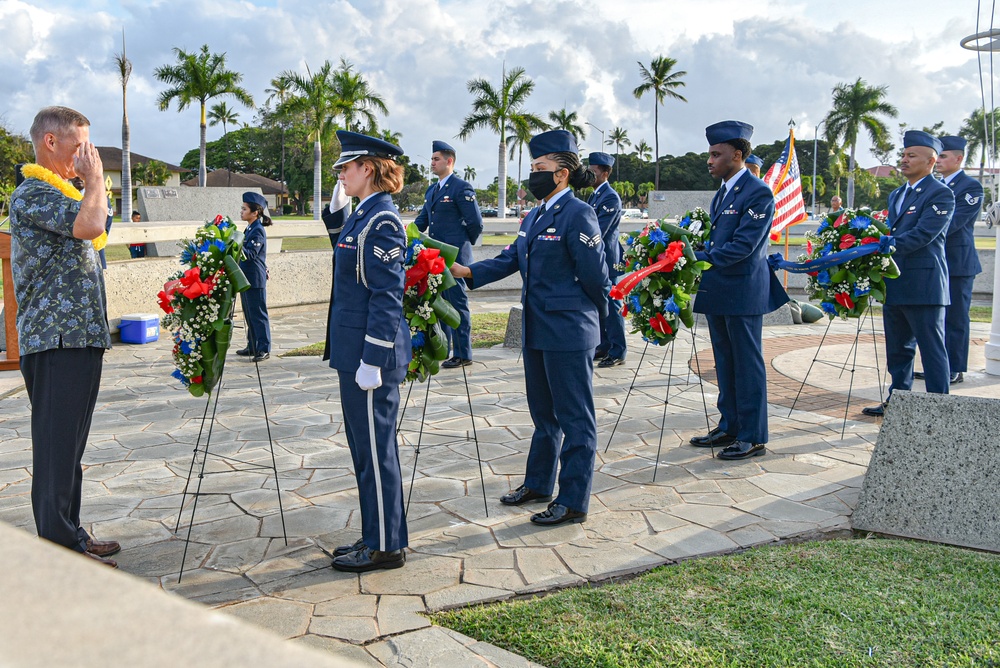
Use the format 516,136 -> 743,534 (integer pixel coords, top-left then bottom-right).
503,305 -> 522,348
852,391 -> 1000,553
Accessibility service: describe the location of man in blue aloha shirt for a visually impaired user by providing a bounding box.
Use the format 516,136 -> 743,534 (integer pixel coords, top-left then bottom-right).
9,106 -> 120,567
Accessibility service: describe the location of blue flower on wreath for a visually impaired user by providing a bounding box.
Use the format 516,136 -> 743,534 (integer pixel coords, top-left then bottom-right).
664,295 -> 680,314
850,216 -> 872,231
647,228 -> 668,245
678,216 -> 691,228
197,239 -> 226,254
217,218 -> 233,230
411,331 -> 425,348
821,243 -> 834,256
171,369 -> 190,386
816,270 -> 831,287
180,244 -> 197,264
816,220 -> 830,233
821,301 -> 838,315
629,295 -> 642,313
854,285 -> 871,298
179,340 -> 194,355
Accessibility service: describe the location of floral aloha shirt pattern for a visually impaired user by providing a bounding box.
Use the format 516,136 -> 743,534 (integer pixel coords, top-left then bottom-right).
9,178 -> 111,355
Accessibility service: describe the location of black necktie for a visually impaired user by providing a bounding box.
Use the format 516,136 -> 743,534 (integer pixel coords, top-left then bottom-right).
711,186 -> 726,216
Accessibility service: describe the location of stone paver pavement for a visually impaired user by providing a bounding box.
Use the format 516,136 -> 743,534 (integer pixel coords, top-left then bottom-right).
2,299 -> 998,667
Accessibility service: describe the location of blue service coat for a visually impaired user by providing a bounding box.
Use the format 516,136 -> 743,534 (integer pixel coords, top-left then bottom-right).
414,175 -> 483,265
884,175 -> 954,306
694,171 -> 788,315
240,219 -> 268,288
944,170 -> 983,278
588,182 -> 623,278
328,192 -> 410,378
468,192 -> 611,351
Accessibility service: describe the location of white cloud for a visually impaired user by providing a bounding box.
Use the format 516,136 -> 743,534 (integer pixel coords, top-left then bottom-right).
0,0 -> 992,186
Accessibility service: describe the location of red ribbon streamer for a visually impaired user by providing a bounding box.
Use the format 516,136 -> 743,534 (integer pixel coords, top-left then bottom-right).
610,241 -> 686,300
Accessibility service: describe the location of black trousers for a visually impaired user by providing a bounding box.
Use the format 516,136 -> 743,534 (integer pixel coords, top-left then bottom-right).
20,347 -> 104,552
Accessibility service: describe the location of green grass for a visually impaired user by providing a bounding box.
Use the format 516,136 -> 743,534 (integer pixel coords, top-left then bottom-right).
282,311 -> 510,357
433,537 -> 1000,668
863,305 -> 992,323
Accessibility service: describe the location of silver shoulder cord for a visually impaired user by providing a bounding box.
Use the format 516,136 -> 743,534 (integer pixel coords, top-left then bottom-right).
356,210 -> 402,288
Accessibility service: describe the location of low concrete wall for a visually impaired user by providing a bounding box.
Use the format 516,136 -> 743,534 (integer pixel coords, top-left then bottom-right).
0,521 -> 357,667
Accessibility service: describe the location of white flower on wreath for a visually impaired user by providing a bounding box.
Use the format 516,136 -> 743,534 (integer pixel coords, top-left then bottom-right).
416,303 -> 433,319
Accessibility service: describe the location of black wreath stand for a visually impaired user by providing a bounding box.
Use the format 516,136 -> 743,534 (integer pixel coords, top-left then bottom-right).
173,314 -> 288,583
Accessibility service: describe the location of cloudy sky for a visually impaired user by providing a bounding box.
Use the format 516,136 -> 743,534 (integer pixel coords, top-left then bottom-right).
0,0 -> 995,184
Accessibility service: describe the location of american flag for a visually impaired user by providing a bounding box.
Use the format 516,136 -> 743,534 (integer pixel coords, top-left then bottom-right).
763,129 -> 809,240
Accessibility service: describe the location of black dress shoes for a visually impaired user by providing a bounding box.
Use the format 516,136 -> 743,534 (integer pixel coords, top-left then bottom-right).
251,352 -> 269,362
598,356 -> 626,368
442,357 -> 472,368
333,537 -> 365,557
717,441 -> 765,460
593,351 -> 608,363
862,402 -> 887,417
689,426 -> 737,448
914,371 -> 964,384
530,502 -> 587,526
500,485 -> 552,506
331,546 -> 405,572
236,347 -> 251,356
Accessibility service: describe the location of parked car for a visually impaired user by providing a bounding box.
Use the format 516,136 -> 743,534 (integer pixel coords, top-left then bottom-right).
622,208 -> 644,219
481,207 -> 498,217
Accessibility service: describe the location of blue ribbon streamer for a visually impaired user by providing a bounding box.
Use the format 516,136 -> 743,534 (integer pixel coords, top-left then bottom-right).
767,235 -> 895,274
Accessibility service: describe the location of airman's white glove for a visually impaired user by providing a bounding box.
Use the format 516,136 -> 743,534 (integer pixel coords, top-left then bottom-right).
355,360 -> 382,390
329,181 -> 351,214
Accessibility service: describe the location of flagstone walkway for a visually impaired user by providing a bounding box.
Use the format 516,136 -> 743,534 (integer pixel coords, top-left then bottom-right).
1,300 -> 997,667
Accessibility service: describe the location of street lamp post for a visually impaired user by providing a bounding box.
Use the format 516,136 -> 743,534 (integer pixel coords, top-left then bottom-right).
586,122 -> 605,150
812,121 -> 824,217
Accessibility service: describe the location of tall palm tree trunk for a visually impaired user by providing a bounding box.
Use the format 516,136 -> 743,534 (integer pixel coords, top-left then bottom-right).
653,104 -> 660,190
497,141 -> 507,217
199,102 -> 208,187
313,139 -> 322,221
846,144 -> 857,208
121,89 -> 131,221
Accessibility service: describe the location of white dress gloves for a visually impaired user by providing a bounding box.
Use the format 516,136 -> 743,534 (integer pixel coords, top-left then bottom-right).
329,181 -> 352,214
355,360 -> 382,390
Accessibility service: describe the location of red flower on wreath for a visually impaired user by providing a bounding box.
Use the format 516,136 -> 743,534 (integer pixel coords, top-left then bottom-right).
213,215 -> 224,226
649,313 -> 673,336
839,234 -> 857,250
404,248 -> 446,295
861,236 -> 879,245
190,376 -> 203,384
833,214 -> 846,228
835,292 -> 855,309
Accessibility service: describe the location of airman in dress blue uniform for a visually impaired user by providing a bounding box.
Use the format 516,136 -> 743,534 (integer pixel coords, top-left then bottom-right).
451,130 -> 611,525
863,131 -> 954,416
415,140 -> 483,368
327,131 -> 410,572
746,154 -> 764,178
237,191 -> 271,362
934,135 -> 982,384
588,151 -> 627,367
690,121 -> 789,460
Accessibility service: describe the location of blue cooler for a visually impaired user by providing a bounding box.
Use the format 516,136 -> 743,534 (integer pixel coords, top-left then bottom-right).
120,313 -> 160,344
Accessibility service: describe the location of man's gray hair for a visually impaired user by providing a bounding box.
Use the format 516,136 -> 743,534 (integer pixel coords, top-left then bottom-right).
29,106 -> 90,147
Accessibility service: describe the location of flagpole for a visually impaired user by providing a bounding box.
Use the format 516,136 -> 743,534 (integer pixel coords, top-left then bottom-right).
783,228 -> 790,288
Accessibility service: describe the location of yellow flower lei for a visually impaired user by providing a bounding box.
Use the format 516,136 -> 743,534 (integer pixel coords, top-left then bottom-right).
20,163 -> 108,252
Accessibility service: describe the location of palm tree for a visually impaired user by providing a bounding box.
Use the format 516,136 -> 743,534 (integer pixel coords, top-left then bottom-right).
459,65 -> 543,217
634,139 -> 652,162
607,126 -> 631,180
332,58 -> 389,133
114,30 -> 132,222
633,56 -> 687,190
208,102 -> 239,184
279,61 -> 341,219
547,108 -> 586,142
154,45 -> 253,187
823,77 -> 898,208
265,73 -> 294,203
463,165 -> 476,183
507,112 -> 550,197
959,107 -> 1000,178
375,128 -> 402,145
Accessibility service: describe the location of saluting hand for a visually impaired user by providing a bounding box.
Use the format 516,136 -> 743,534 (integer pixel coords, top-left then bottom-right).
73,142 -> 104,183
